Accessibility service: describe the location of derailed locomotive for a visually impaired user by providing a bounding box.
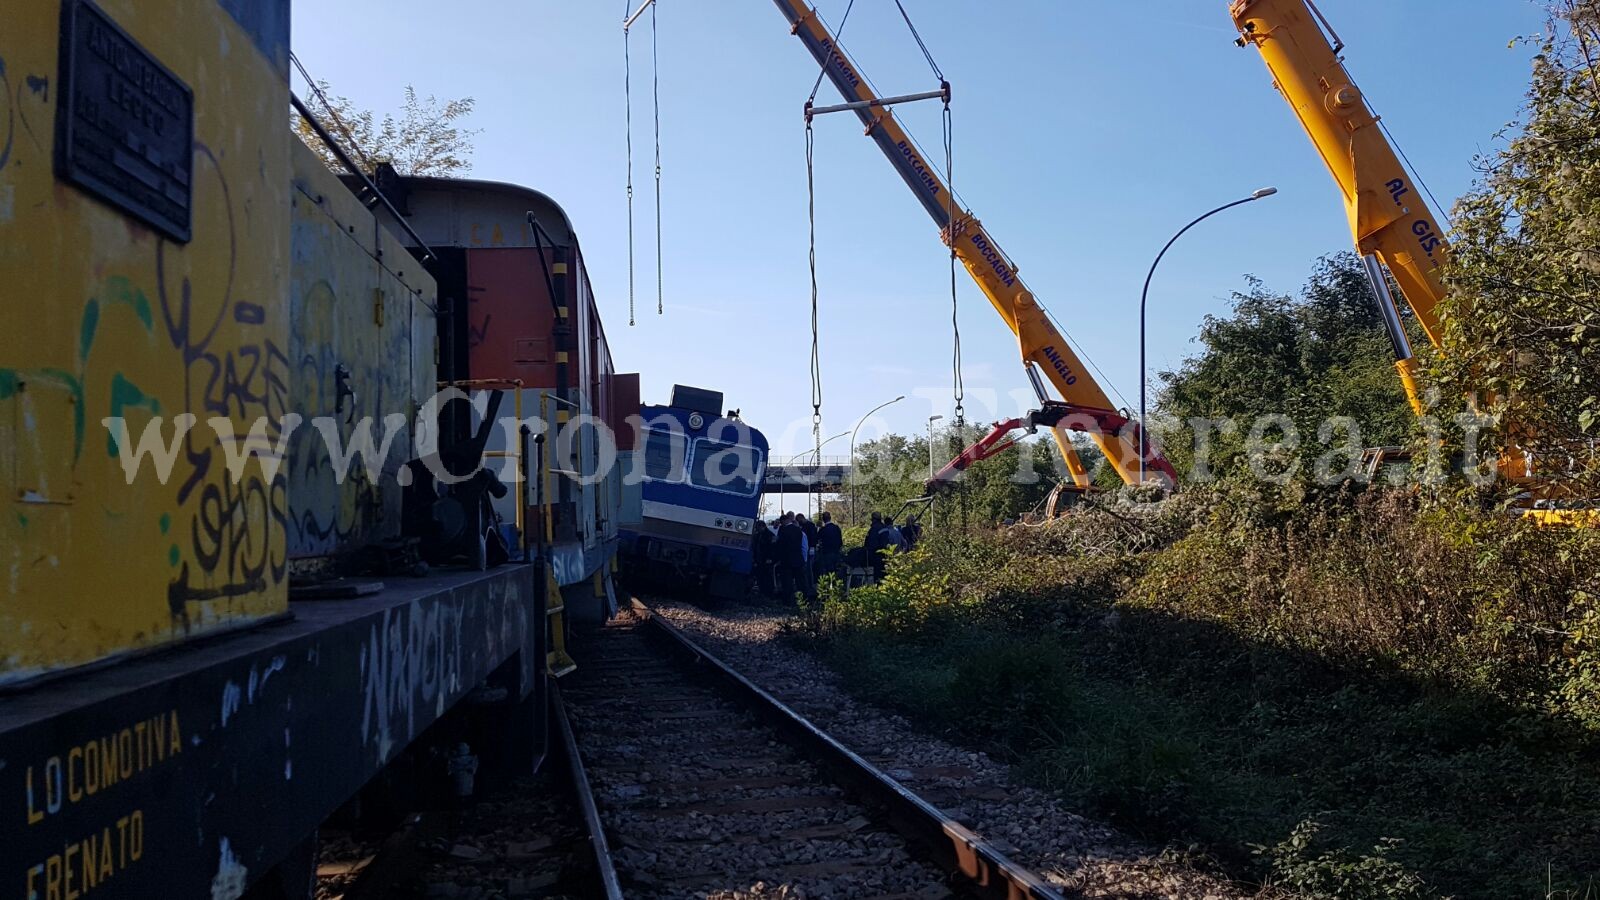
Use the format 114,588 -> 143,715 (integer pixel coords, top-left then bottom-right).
620,386 -> 769,601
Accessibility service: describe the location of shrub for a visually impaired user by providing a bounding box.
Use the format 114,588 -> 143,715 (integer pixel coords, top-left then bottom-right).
801,487 -> 1600,897
1255,820 -> 1432,900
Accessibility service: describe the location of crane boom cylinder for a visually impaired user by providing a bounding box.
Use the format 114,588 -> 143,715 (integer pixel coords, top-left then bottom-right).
1360,256 -> 1415,365
1362,254 -> 1424,415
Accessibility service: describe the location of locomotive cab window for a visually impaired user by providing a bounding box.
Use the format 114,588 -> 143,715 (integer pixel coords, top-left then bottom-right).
642,428 -> 689,482
690,439 -> 763,496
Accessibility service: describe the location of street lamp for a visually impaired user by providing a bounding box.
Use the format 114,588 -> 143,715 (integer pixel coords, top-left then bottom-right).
773,450 -> 812,518
814,430 -> 850,461
784,430 -> 849,468
927,414 -> 945,529
849,395 -> 906,522
1139,187 -> 1278,484
807,430 -> 850,519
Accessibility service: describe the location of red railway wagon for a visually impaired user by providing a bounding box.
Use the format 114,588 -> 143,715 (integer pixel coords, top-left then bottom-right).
371,175 -> 642,609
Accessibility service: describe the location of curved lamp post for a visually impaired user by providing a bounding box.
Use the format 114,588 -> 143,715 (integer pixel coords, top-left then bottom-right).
849,395 -> 905,522
1139,187 -> 1279,484
808,430 -> 849,518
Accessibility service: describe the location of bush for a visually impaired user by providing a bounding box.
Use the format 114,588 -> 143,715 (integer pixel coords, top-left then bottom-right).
1256,821 -> 1432,900
1130,488 -> 1600,711
799,488 -> 1600,897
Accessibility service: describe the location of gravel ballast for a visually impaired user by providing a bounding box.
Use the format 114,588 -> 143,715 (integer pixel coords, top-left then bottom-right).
649,601 -> 1268,900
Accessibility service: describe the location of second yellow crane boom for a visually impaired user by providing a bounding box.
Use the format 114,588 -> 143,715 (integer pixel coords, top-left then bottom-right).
1231,0 -> 1450,416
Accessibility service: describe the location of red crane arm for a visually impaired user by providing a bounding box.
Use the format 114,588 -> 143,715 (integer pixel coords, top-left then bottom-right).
926,402 -> 1178,493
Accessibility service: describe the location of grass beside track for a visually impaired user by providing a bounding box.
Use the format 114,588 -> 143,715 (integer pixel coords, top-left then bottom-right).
791,500 -> 1600,899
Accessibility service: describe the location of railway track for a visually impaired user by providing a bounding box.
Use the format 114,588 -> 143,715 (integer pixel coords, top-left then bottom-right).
559,600 -> 1064,900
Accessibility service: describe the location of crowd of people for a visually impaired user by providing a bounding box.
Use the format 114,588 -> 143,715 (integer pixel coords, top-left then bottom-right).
750,510 -> 923,603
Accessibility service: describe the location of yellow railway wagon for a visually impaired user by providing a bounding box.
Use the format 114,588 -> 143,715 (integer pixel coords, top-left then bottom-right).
0,0 -> 293,686
287,138 -> 438,567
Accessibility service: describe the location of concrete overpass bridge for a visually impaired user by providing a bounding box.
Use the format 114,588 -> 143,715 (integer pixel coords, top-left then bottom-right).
762,457 -> 852,494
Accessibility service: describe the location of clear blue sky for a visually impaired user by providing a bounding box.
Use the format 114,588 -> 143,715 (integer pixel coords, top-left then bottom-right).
292,1 -> 1544,457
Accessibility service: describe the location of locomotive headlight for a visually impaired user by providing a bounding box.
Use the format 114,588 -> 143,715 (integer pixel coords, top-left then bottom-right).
736,519 -> 751,533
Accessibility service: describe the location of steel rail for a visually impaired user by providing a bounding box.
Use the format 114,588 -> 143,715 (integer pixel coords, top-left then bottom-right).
554,683 -> 626,900
628,598 -> 1068,900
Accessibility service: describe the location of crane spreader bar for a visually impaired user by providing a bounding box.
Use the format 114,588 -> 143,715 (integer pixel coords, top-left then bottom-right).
623,0 -> 655,31
807,86 -> 949,118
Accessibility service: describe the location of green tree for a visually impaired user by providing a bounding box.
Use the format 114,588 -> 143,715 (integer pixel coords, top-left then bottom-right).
1155,253 -> 1415,481
846,425 -> 1071,527
294,82 -> 480,176
1434,0 -> 1600,497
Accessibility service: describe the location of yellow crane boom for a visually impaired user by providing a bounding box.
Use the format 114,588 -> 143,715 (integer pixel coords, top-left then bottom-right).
1231,0 -> 1451,415
772,0 -> 1176,488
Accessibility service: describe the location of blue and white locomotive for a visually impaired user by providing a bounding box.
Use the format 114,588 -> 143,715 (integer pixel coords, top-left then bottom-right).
619,385 -> 769,600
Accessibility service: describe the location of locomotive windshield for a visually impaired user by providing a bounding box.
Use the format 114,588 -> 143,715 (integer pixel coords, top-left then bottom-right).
690,438 -> 763,496
642,428 -> 689,482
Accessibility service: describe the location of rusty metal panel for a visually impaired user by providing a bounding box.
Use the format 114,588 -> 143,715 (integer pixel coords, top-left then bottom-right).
462,248 -> 558,387
287,139 -> 438,563
0,0 -> 293,685
610,373 -> 641,452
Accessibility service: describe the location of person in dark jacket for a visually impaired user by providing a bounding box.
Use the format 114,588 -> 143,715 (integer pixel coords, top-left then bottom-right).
797,513 -> 819,552
864,512 -> 887,582
775,513 -> 810,603
901,515 -> 923,549
883,516 -> 909,554
752,519 -> 777,597
814,512 -> 843,582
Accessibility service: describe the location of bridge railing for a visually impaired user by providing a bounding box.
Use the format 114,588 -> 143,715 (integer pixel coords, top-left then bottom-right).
769,455 -> 852,469
762,458 -> 854,493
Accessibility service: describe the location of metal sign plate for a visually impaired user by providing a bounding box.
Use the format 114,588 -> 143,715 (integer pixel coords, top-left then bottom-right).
55,0 -> 194,242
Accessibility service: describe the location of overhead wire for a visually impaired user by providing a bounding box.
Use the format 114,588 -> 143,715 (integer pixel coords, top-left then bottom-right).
806,116 -> 823,461
803,1 -> 865,465
943,102 -> 962,427
889,0 -> 965,525
1044,306 -> 1135,412
807,0 -> 858,104
1378,117 -> 1451,230
889,0 -> 964,428
893,0 -> 944,81
652,1 -> 664,316
623,5 -> 636,325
